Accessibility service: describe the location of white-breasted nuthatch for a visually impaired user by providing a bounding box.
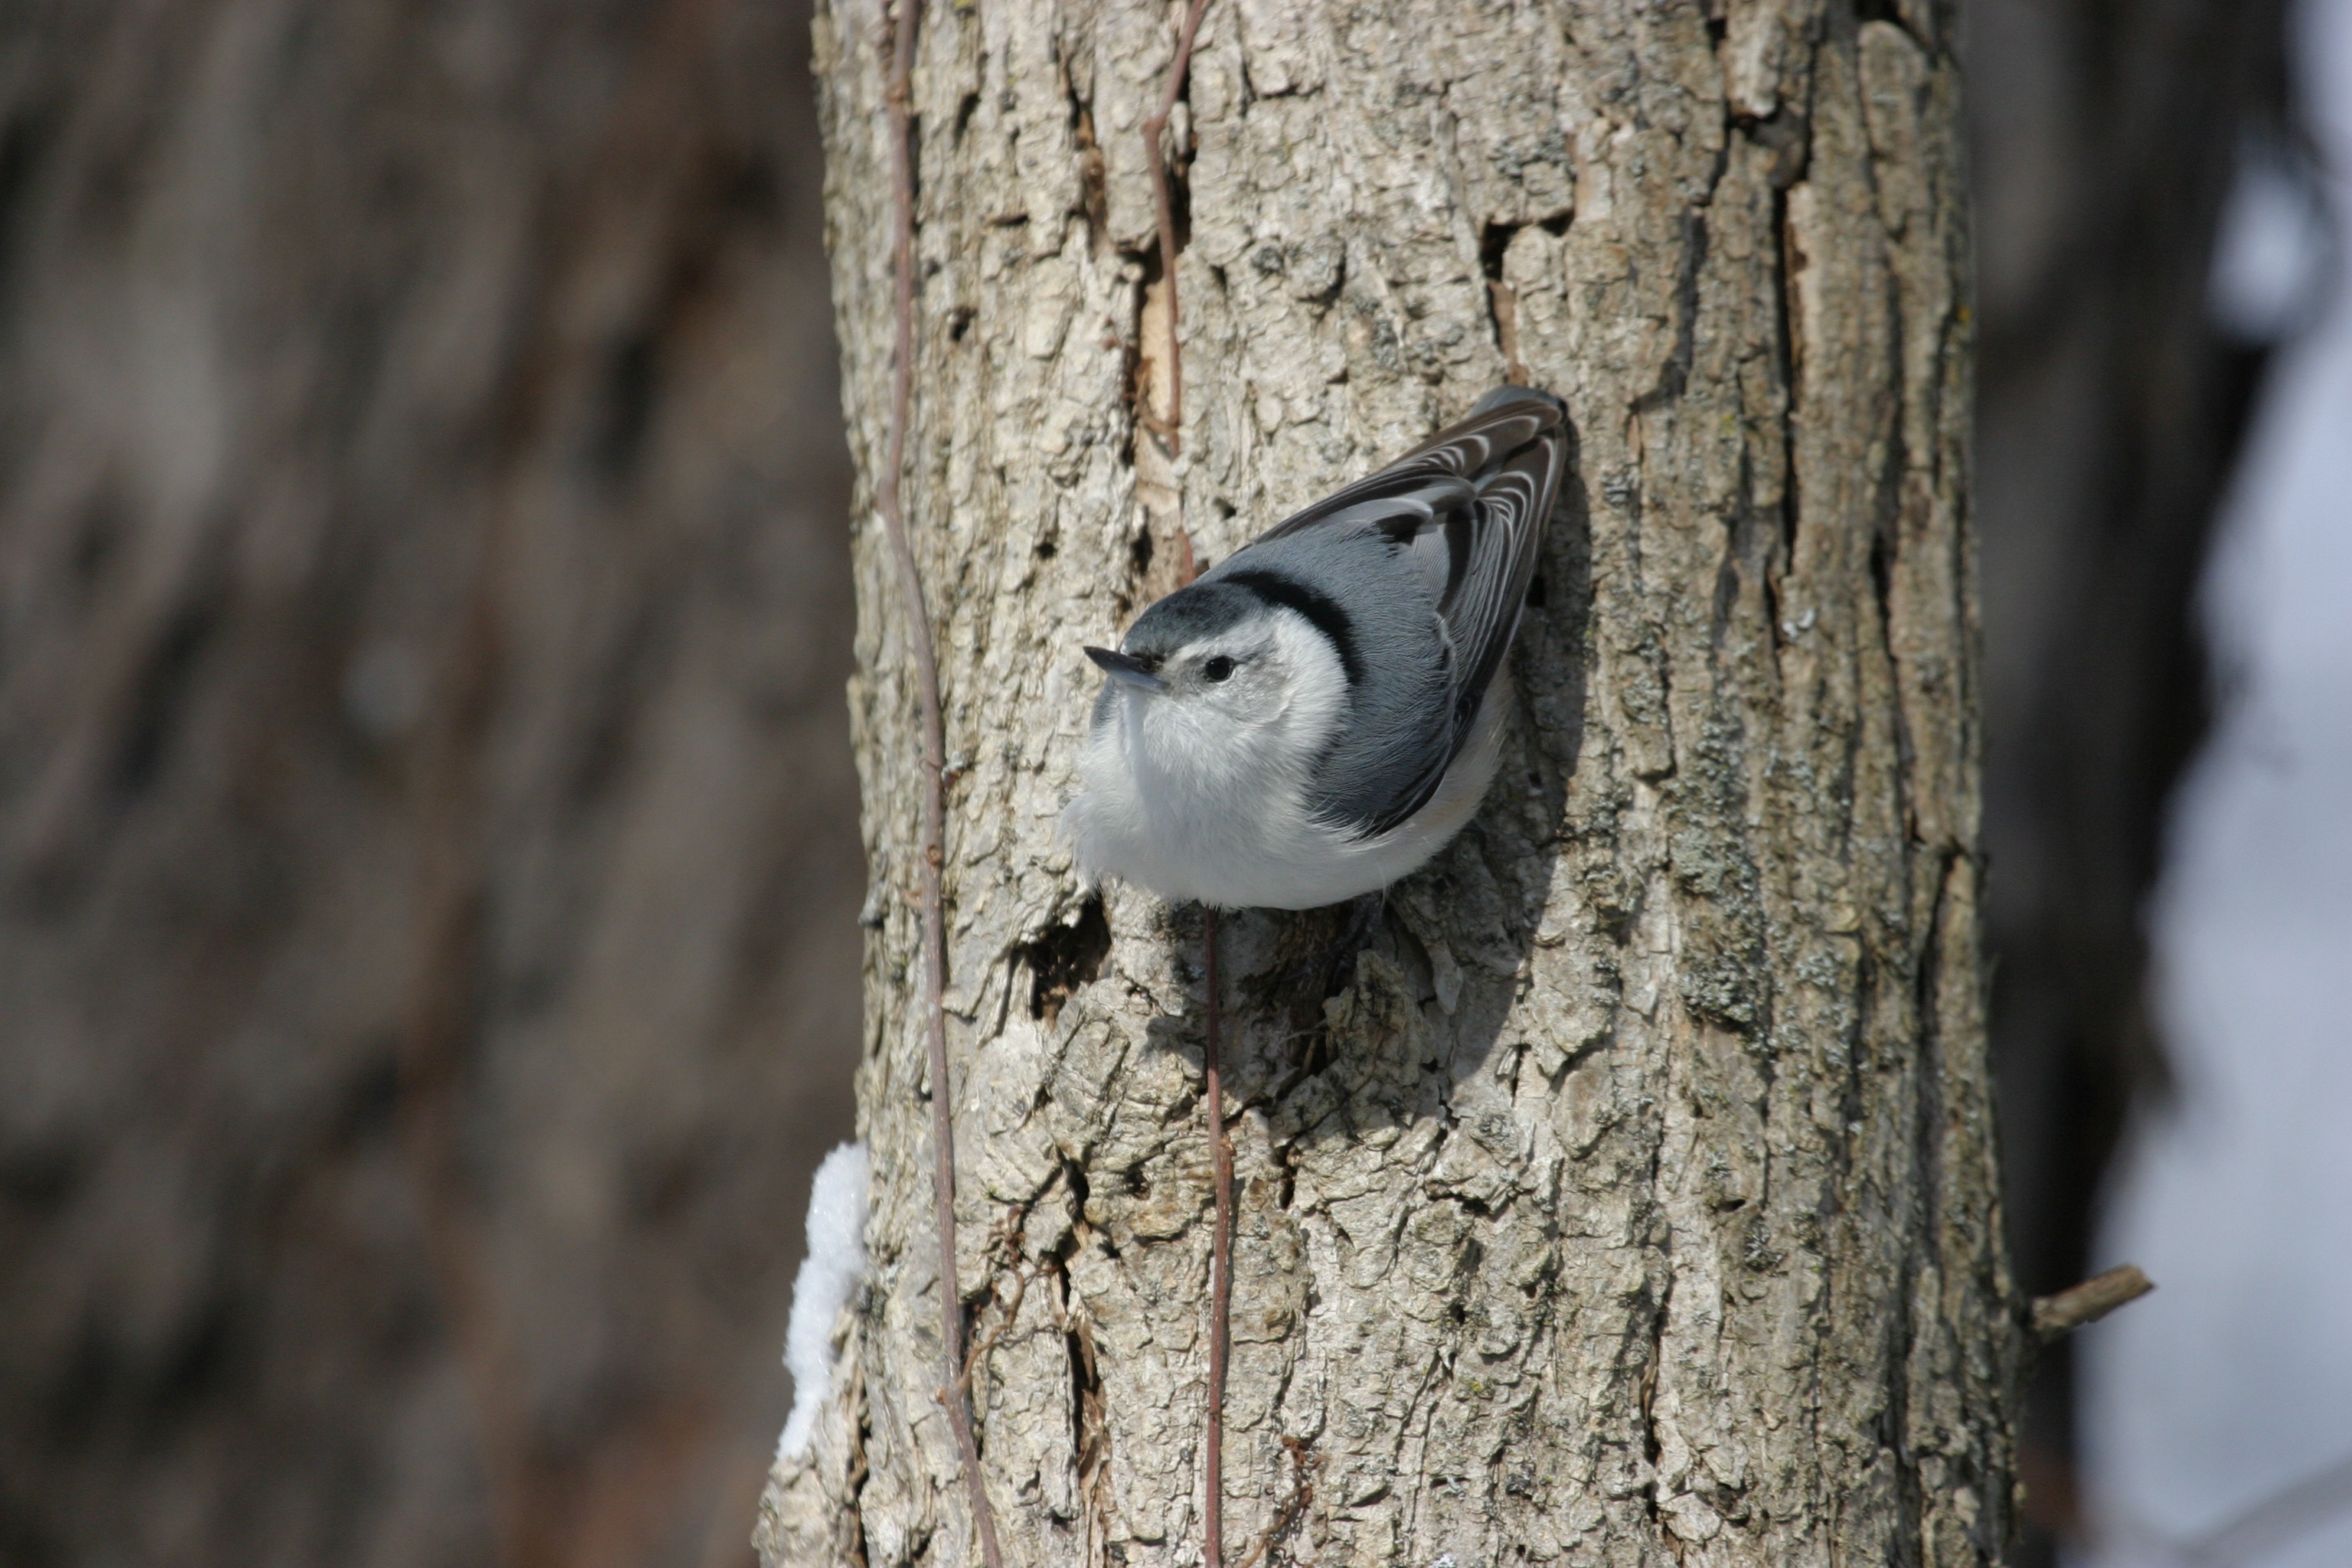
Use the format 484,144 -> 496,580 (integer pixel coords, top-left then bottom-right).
1064,386 -> 1567,910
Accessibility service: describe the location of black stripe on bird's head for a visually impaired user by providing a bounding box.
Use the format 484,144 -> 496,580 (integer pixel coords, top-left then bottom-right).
1119,578 -> 1263,664
1105,568 -> 1363,702
1212,569 -> 1361,685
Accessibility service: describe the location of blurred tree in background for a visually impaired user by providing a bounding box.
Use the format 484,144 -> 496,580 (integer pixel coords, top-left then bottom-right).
0,3 -> 859,1565
1968,0 -> 2288,1559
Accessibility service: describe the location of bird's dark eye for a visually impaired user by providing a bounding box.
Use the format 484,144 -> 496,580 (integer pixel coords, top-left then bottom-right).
1202,655 -> 1236,683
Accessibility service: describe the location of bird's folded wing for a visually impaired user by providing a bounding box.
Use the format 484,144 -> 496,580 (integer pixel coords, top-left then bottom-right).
1233,390 -> 1566,835
1263,391 -> 1566,835
1435,407 -> 1560,733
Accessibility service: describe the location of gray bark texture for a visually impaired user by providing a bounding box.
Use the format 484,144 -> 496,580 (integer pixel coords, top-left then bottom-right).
762,2 -> 2014,1565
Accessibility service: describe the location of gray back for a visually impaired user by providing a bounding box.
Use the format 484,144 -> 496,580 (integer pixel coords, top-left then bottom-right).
1203,387 -> 1569,836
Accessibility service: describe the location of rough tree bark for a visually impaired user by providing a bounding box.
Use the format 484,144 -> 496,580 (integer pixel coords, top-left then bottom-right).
763,2 -> 2011,1565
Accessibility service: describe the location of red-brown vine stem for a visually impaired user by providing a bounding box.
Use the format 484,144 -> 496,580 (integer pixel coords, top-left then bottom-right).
1141,0 -> 1215,458
875,5 -> 1002,1565
1202,904 -> 1233,1568
1142,1 -> 1223,1557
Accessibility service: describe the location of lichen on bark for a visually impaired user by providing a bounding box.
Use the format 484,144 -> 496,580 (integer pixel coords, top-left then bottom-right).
762,2 -> 2015,1565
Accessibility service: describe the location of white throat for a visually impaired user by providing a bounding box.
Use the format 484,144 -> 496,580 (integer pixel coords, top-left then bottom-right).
1064,612 -> 1505,910
1123,612 -> 1345,822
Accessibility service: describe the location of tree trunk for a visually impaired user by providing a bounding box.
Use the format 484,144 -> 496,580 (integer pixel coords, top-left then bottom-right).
765,2 -> 2013,1565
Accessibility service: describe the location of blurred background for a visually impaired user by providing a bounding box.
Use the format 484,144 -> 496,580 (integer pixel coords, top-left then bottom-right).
0,3 -> 2343,1566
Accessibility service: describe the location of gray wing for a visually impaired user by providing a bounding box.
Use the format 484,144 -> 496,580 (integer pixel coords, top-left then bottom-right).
1256,387 -> 1568,835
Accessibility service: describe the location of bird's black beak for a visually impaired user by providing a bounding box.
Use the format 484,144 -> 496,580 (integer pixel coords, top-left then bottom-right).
1084,645 -> 1166,692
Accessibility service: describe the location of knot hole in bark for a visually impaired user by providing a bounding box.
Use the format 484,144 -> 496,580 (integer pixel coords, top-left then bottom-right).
1019,897 -> 1113,1024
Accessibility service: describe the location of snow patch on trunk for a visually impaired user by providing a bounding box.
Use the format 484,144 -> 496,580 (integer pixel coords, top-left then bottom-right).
778,1142 -> 869,1461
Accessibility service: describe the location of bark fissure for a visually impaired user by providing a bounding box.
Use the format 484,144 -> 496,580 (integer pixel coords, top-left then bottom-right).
1138,0 -> 1214,457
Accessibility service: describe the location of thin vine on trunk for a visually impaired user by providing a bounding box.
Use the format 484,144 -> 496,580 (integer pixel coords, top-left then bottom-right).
874,2 -> 1001,1563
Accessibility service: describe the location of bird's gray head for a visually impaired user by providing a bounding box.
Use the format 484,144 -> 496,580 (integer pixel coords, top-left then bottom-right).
1084,580 -> 1292,710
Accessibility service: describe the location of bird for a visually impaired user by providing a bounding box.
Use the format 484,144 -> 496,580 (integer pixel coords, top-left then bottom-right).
1063,385 -> 1568,910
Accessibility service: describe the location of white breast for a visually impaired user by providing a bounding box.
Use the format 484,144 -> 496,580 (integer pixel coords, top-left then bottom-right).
1063,619 -> 1508,910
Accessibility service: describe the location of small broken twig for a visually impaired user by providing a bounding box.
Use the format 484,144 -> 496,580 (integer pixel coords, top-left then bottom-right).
875,5 -> 1002,1565
2031,1264 -> 2154,1343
